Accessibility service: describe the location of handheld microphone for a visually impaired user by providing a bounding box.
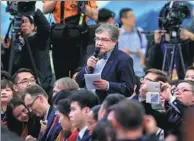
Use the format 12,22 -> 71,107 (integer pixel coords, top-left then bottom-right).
93,47 -> 100,58
90,47 -> 100,73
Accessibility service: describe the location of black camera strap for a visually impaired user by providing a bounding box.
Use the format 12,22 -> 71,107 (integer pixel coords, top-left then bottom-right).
60,1 -> 65,24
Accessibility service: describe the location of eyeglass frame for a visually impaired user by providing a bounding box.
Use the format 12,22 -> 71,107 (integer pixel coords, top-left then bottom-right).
171,87 -> 194,94
94,37 -> 113,43
27,96 -> 40,110
17,78 -> 36,85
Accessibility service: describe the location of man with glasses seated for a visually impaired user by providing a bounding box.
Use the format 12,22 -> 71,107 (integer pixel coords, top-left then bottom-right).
12,68 -> 36,99
75,24 -> 135,103
23,84 -> 61,141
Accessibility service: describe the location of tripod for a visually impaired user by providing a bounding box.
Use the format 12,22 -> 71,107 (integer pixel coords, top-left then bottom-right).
5,18 -> 42,86
162,40 -> 186,79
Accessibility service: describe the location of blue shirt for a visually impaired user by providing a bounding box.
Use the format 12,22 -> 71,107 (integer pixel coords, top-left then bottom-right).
118,27 -> 148,77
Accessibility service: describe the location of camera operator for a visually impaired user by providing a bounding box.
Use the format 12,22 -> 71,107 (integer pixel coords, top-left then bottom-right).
146,29 -> 194,79
2,8 -> 52,94
146,1 -> 194,79
43,1 -> 98,79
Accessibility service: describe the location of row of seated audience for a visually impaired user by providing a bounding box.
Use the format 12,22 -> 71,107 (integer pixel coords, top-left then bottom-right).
1,65 -> 194,141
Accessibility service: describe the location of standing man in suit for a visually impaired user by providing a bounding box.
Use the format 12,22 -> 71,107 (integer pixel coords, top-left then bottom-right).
76,24 -> 135,102
23,84 -> 61,141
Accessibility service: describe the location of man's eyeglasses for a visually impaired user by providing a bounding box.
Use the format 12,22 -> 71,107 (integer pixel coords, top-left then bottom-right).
171,87 -> 193,94
94,37 -> 112,43
17,79 -> 36,85
27,96 -> 39,109
140,77 -> 155,82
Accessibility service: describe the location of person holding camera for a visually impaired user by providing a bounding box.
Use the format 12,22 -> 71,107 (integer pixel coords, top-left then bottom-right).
43,1 -> 98,79
2,8 -> 52,95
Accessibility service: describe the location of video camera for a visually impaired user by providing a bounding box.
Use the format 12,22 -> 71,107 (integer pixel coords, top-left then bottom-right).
159,1 -> 190,41
6,1 -> 36,33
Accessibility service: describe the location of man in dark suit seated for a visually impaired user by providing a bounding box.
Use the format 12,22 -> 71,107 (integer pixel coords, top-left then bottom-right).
76,24 -> 135,103
23,84 -> 61,141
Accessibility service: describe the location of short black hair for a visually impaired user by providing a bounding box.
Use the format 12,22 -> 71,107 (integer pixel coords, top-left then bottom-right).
23,84 -> 48,100
91,105 -> 101,121
1,70 -> 12,82
98,8 -> 115,22
145,69 -> 169,82
102,94 -> 126,110
57,99 -> 71,118
119,8 -> 133,19
109,100 -> 145,130
186,66 -> 194,71
69,90 -> 99,109
1,79 -> 14,91
12,68 -> 34,83
91,120 -> 116,141
52,90 -> 75,105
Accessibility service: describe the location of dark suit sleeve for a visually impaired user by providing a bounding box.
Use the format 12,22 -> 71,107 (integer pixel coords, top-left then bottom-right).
107,56 -> 135,97
33,9 -> 50,50
75,67 -> 87,88
168,99 -> 188,116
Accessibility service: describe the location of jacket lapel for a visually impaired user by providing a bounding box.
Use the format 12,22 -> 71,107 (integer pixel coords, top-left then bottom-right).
101,46 -> 117,79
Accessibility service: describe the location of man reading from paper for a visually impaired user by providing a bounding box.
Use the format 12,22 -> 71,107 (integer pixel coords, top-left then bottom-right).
75,24 -> 135,103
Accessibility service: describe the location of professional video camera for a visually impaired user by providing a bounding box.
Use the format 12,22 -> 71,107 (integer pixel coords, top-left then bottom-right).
4,1 -> 36,74
158,1 -> 190,42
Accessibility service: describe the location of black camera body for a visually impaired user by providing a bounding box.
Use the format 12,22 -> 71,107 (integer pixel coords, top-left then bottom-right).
159,1 -> 190,42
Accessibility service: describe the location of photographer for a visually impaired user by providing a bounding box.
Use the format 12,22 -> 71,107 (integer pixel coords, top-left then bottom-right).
2,8 -> 52,94
43,1 -> 98,79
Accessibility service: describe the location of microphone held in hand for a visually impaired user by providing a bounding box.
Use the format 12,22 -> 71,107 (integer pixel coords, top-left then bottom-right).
89,47 -> 100,73
93,47 -> 100,58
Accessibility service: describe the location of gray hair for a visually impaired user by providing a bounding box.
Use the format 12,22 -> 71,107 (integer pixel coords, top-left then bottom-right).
55,77 -> 79,91
95,23 -> 119,41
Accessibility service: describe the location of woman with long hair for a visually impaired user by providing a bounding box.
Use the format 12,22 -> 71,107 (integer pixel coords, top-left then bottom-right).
6,98 -> 41,140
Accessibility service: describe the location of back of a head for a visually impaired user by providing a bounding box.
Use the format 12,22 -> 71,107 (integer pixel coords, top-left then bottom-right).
52,90 -> 75,106
69,90 -> 99,109
98,8 -> 115,23
110,100 -> 145,130
91,120 -> 116,141
55,77 -> 79,91
1,70 -> 13,82
1,125 -> 23,141
102,94 -> 126,110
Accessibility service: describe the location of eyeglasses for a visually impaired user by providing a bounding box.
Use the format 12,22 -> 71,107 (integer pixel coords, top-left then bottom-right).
171,87 -> 193,94
140,77 -> 155,82
27,96 -> 39,110
17,79 -> 36,85
94,37 -> 112,43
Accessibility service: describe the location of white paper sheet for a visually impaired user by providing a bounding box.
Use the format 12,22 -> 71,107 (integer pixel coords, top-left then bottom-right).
84,73 -> 101,90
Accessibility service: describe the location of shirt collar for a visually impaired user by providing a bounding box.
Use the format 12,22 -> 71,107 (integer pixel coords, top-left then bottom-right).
44,106 -> 50,120
120,26 -> 135,34
78,126 -> 88,139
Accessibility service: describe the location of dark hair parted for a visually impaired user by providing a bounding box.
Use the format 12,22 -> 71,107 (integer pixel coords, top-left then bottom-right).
69,90 -> 99,109
12,68 -> 34,83
146,69 -> 169,82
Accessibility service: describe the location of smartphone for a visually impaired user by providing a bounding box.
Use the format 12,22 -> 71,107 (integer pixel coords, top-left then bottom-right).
146,82 -> 160,104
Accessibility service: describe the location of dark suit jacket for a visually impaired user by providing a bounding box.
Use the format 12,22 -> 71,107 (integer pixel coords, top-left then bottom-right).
76,46 -> 135,102
38,107 -> 61,141
81,129 -> 90,141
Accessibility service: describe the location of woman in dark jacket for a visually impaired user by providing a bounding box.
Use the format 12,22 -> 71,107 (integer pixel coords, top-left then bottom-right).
6,98 -> 41,140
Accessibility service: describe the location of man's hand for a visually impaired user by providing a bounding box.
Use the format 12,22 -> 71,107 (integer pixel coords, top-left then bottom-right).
1,37 -> 10,48
180,29 -> 194,41
140,84 -> 148,100
40,120 -> 47,133
25,135 -> 37,141
93,79 -> 108,90
136,50 -> 143,57
87,56 -> 98,71
160,82 -> 173,102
